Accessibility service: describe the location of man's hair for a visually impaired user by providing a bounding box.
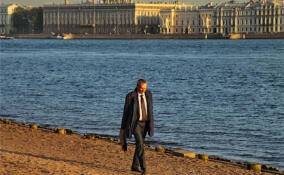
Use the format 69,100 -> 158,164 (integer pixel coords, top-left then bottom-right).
137,79 -> 147,86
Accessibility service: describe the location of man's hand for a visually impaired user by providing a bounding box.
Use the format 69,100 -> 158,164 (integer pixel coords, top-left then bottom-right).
120,129 -> 127,151
120,129 -> 125,136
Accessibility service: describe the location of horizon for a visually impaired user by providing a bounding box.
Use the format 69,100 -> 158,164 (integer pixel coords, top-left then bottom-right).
1,0 -> 247,6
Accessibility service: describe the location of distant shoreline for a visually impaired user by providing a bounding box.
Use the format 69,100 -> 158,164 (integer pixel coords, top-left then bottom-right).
6,33 -> 284,40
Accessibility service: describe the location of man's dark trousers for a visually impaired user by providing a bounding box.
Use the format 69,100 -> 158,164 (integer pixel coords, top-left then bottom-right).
132,121 -> 146,171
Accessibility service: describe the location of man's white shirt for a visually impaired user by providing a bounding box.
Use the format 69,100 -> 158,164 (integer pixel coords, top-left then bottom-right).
138,92 -> 147,121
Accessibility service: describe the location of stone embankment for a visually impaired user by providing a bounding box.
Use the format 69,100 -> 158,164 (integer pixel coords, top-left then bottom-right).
8,33 -> 284,40
1,118 -> 283,175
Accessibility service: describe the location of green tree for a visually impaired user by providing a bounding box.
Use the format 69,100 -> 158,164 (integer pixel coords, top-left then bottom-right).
28,8 -> 43,33
12,7 -> 43,34
12,7 -> 29,33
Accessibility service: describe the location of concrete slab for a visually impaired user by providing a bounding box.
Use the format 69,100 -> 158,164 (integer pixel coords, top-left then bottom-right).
173,149 -> 196,158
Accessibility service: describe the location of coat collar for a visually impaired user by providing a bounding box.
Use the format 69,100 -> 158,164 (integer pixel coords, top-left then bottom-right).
134,88 -> 149,101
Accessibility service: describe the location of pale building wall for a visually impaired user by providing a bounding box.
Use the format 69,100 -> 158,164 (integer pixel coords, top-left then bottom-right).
281,7 -> 284,31
43,0 -> 284,34
0,4 -> 19,34
44,3 -> 137,34
160,10 -> 171,34
215,0 -> 284,34
199,9 -> 215,33
160,6 -> 197,34
43,1 -> 193,34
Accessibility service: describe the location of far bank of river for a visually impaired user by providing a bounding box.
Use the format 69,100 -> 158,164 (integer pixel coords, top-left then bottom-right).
7,33 -> 284,40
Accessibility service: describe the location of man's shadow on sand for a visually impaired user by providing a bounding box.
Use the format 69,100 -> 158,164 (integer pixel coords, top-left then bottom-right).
0,148 -> 134,174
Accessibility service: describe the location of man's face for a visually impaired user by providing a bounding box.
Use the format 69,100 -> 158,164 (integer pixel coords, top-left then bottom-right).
137,83 -> 147,94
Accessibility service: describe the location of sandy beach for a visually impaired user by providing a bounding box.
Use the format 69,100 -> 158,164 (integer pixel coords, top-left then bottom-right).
0,122 -> 276,175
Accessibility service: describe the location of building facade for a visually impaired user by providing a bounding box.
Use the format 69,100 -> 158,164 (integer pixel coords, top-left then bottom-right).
160,0 -> 284,34
43,0 -> 284,34
160,3 -> 214,34
43,0 -> 193,34
0,4 -> 19,34
215,0 -> 284,34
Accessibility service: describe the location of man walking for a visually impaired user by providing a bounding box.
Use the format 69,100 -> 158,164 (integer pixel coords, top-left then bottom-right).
120,79 -> 154,175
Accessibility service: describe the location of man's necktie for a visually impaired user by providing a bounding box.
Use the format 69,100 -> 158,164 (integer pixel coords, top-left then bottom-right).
140,95 -> 147,121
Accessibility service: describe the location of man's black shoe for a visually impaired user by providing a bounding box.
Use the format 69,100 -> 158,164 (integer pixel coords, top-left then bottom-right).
122,143 -> 127,151
131,167 -> 141,172
141,169 -> 147,175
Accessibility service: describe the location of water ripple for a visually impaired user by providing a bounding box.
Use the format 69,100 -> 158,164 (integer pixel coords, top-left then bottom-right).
0,39 -> 284,170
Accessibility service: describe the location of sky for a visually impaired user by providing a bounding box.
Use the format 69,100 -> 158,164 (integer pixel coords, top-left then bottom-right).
1,0 -> 248,6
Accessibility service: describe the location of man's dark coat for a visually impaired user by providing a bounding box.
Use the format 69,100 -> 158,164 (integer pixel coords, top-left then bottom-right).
121,88 -> 154,138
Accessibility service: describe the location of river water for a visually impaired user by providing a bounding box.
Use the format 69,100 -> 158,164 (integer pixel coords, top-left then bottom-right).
0,39 -> 283,169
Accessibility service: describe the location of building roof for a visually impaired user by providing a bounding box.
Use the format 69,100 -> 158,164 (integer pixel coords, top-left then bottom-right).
0,3 -> 19,8
215,0 -> 247,8
214,0 -> 284,9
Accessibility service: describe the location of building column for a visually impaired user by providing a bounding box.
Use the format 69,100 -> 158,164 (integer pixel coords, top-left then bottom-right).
219,8 -> 223,34
216,9 -> 220,33
277,8 -> 281,32
273,13 -> 276,33
234,8 -> 238,33
260,8 -> 263,33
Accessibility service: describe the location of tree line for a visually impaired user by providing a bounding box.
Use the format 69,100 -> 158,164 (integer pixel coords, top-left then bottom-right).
12,7 -> 43,34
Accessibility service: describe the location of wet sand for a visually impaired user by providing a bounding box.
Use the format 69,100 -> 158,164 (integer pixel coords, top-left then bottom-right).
0,122 -> 273,175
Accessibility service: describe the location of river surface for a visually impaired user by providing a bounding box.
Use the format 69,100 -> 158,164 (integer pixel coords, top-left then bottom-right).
0,39 -> 284,170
